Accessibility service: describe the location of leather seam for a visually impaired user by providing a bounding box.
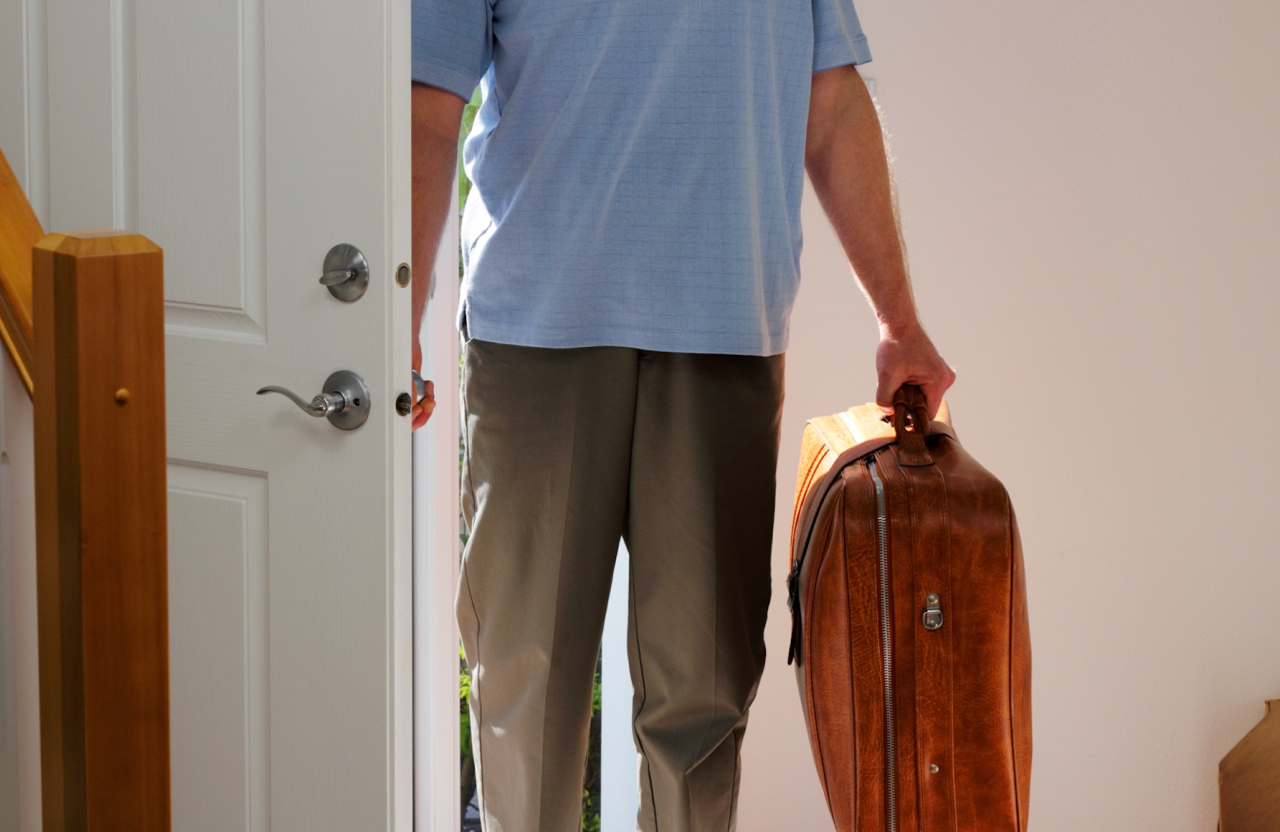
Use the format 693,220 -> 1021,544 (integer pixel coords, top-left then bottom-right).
898,454 -> 921,829
808,483 -> 839,814
805,485 -> 837,801
789,437 -> 898,663
1005,489 -> 1024,832
938,462 -> 958,823
791,446 -> 829,563
839,483 -> 855,825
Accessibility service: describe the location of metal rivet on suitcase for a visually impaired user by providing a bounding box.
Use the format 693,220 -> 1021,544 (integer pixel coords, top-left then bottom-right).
923,593 -> 944,630
930,764 -> 940,774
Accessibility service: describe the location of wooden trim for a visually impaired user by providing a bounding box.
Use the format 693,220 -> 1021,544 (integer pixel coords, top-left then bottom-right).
34,230 -> 170,832
1220,700 -> 1280,831
0,145 -> 42,397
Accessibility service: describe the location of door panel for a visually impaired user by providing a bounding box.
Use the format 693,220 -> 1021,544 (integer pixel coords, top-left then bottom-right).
138,0 -> 413,827
167,470 -> 269,832
138,0 -> 265,326
2,0 -> 414,828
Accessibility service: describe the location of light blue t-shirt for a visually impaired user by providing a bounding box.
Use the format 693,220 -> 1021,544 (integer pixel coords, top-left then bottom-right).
412,0 -> 871,356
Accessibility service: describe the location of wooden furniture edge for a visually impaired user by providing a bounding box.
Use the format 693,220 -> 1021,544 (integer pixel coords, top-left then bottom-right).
0,145 -> 42,396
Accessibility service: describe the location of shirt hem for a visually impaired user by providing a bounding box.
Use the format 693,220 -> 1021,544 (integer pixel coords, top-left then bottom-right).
459,316 -> 789,358
813,35 -> 873,73
411,59 -> 481,102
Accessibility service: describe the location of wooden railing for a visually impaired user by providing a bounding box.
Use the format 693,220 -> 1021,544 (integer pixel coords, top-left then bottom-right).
0,146 -> 42,396
1220,699 -> 1280,831
2,144 -> 170,831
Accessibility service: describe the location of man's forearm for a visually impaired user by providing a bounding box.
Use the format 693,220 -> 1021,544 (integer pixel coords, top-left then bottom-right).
411,82 -> 467,343
805,65 -> 918,335
806,64 -> 955,413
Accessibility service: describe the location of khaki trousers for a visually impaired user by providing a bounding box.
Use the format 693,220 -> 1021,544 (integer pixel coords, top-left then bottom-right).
458,338 -> 785,832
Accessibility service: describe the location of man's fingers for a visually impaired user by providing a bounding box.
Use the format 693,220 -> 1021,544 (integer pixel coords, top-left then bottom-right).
919,382 -> 942,420
876,373 -> 904,414
875,324 -> 956,421
411,404 -> 434,430
876,370 -> 954,420
410,377 -> 437,431
918,367 -> 957,419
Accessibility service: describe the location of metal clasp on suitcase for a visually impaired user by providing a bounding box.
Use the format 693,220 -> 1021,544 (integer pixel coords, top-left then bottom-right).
922,593 -> 944,631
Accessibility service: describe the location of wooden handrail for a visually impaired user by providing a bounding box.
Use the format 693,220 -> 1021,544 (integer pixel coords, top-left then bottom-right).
34,230 -> 170,831
0,145 -> 42,396
1220,699 -> 1280,831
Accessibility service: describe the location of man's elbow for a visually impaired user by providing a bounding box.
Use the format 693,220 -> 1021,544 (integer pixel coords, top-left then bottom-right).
805,131 -> 838,190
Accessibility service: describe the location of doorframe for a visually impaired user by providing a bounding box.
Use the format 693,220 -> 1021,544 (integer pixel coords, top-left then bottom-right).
413,181 -> 462,830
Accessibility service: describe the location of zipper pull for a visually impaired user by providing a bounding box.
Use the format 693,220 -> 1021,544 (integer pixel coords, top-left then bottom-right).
922,593 -> 944,631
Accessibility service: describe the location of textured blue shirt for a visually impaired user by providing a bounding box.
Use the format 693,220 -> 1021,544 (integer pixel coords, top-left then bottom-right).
412,0 -> 871,355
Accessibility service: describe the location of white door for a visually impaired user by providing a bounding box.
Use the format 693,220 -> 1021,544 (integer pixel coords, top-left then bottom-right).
149,0 -> 413,828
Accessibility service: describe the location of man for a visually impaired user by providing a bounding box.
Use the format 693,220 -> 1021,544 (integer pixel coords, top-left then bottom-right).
409,1 -> 955,829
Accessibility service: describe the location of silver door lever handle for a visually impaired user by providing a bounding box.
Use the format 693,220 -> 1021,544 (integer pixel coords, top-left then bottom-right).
256,385 -> 337,416
257,369 -> 371,431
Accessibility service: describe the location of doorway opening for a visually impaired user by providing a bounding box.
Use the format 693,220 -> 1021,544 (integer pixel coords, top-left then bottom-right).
415,88 -> 623,832
447,89 -> 606,832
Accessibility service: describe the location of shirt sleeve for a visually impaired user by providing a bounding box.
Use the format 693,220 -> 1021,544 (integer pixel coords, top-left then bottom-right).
411,0 -> 493,101
812,0 -> 873,73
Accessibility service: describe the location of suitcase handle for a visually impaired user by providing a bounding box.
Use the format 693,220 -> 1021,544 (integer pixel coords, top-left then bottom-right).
892,385 -> 933,465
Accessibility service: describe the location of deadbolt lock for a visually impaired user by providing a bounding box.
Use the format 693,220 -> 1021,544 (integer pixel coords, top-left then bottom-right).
319,244 -> 370,302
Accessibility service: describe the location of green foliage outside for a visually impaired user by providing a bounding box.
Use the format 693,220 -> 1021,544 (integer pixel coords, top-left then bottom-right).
458,88 -> 481,281
456,87 -> 603,832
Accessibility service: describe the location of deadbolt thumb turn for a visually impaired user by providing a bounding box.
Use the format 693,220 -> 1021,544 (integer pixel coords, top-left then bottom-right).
257,370 -> 370,430
320,243 -> 369,302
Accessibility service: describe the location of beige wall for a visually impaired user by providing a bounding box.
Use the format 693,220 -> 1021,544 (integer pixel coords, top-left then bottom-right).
0,3 -> 41,831
0,356 -> 37,832
739,0 -> 1280,829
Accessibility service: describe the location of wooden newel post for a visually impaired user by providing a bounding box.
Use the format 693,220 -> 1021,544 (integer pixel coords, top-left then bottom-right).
33,231 -> 169,832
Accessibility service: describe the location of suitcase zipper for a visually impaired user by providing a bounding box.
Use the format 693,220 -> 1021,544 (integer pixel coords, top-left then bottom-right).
867,457 -> 897,832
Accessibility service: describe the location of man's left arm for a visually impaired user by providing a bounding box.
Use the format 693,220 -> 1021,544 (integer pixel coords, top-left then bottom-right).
805,64 -> 956,416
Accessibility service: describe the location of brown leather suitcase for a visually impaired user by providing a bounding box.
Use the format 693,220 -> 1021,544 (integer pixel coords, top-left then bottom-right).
786,387 -> 1032,832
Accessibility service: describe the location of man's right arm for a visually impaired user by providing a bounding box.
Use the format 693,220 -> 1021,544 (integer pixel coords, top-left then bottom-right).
806,65 -> 955,417
410,81 -> 466,429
